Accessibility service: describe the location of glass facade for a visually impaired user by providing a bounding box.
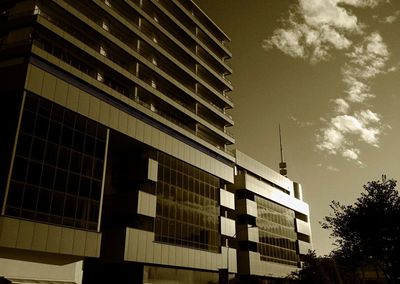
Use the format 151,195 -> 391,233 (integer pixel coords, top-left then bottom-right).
155,152 -> 220,252
5,93 -> 107,231
255,196 -> 298,266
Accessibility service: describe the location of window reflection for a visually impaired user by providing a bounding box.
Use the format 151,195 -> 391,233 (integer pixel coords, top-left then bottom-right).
5,93 -> 106,231
255,196 -> 298,266
155,152 -> 220,252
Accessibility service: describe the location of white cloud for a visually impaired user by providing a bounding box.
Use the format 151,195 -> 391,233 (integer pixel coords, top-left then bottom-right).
316,110 -> 382,165
299,0 -> 359,31
327,165 -> 340,172
263,0 -> 360,63
265,0 -> 391,166
342,75 -> 375,103
342,148 -> 360,160
338,31 -> 389,111
263,27 -> 306,58
333,98 -> 350,114
341,0 -> 389,8
374,10 -> 400,24
317,164 -> 340,172
262,0 -> 390,63
316,127 -> 345,154
357,109 -> 380,123
289,116 -> 314,127
331,114 -> 380,146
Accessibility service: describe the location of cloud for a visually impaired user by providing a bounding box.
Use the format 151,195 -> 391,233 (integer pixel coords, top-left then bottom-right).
374,10 -> 400,24
262,0 -> 388,63
342,148 -> 360,160
341,0 -> 389,8
327,165 -> 340,172
331,113 -> 381,146
341,32 -> 389,104
289,116 -> 314,127
317,32 -> 389,165
265,0 -> 391,166
333,98 -> 350,114
316,109 -> 382,164
316,163 -> 340,172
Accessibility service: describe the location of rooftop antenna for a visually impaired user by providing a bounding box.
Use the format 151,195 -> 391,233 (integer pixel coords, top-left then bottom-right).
279,124 -> 287,177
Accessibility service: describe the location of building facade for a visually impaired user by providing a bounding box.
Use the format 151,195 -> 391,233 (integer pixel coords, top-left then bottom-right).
229,151 -> 312,283
0,0 -> 235,283
0,1 -> 311,283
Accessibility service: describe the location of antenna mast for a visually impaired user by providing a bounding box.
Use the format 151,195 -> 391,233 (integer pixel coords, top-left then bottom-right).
279,124 -> 287,177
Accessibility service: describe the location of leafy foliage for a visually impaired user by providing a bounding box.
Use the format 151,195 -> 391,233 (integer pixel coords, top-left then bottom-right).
321,179 -> 400,283
288,250 -> 362,284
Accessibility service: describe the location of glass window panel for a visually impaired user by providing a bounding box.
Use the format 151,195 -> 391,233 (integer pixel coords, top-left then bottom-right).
88,201 -> 99,222
37,189 -> 51,213
16,133 -> 32,157
63,111 -> 76,128
57,147 -> 70,169
41,165 -> 55,189
72,114 -> 85,132
86,120 -> 97,137
72,131 -> 85,152
51,104 -> 64,123
155,218 -> 162,234
61,126 -> 73,148
7,181 -> 24,208
91,180 -> 102,200
67,173 -> 80,195
95,140 -> 105,159
79,177 -> 91,198
64,195 -> 77,218
48,121 -> 62,144
50,191 -> 65,216
20,111 -> 36,134
24,94 -> 39,112
162,219 -> 169,235
27,161 -> 42,185
84,136 -> 95,156
35,115 -> 49,138
54,169 -> 68,192
93,159 -> 103,179
70,151 -> 83,174
12,156 -> 28,182
44,142 -> 58,166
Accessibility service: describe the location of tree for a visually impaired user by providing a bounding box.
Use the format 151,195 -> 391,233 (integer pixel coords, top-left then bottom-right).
321,179 -> 400,283
288,251 -> 362,284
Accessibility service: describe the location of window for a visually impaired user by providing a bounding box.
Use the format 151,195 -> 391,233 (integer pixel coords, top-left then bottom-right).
155,152 -> 220,252
255,196 -> 298,266
5,93 -> 107,231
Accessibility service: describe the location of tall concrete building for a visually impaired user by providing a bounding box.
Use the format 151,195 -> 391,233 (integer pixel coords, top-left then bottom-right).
0,0 -> 311,283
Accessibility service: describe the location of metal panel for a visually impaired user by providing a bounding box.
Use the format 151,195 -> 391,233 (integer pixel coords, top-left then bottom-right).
137,191 -> 157,218
296,218 -> 311,236
235,150 -> 293,193
220,216 -> 235,237
298,240 -> 312,255
219,188 -> 235,210
147,159 -> 158,182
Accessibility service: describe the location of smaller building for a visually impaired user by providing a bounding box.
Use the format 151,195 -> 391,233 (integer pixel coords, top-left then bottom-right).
228,150 -> 312,282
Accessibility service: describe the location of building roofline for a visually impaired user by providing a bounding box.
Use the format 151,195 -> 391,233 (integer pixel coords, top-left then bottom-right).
191,0 -> 231,42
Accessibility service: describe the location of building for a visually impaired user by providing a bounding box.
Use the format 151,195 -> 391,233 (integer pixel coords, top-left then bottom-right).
0,1 -> 311,283
229,151 -> 312,283
0,0 -> 235,283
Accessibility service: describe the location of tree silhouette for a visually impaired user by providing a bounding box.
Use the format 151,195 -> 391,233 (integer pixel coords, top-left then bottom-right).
322,179 -> 400,283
